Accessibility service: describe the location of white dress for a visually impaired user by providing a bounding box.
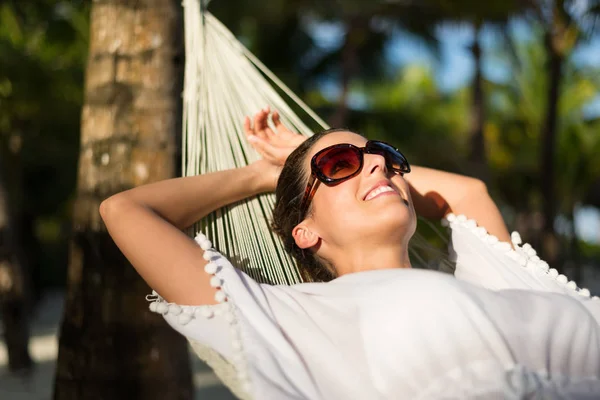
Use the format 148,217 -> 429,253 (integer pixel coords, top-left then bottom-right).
147,214 -> 600,399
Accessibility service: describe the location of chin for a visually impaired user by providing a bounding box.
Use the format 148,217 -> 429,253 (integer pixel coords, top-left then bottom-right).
367,204 -> 416,240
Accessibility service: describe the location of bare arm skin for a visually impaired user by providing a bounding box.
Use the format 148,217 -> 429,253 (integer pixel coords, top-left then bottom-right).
100,163 -> 272,305
406,166 -> 511,243
100,108 -> 290,306
101,108 -> 509,307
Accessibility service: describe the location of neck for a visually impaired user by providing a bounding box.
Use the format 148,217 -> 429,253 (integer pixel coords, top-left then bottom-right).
332,241 -> 412,277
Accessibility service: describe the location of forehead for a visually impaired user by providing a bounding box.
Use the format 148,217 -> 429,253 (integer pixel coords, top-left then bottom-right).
308,131 -> 367,160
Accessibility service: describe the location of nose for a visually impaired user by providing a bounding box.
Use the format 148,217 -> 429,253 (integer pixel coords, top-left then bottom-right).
363,152 -> 387,176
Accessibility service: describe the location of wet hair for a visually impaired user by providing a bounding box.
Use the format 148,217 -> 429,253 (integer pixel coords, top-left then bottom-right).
271,128 -> 355,282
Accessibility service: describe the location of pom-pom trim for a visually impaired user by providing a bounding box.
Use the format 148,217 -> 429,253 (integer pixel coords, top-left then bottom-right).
146,231 -> 252,396
443,213 -> 598,301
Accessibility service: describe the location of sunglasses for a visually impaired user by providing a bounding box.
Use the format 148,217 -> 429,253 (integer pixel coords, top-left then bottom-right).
298,140 -> 410,221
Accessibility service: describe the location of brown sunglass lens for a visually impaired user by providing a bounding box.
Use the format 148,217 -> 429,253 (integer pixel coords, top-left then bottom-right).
317,147 -> 361,180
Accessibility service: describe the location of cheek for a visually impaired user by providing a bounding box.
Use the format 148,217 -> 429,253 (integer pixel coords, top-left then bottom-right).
391,174 -> 410,193
395,175 -> 417,221
312,183 -> 361,225
312,176 -> 416,241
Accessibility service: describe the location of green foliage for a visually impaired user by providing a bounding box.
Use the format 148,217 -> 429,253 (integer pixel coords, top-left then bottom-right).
1,0 -> 599,289
359,65 -> 470,170
0,1 -> 88,209
0,0 -> 89,286
485,28 -> 600,215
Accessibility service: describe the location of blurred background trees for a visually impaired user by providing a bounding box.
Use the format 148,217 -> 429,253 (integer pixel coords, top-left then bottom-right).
0,0 -> 88,375
1,0 -> 599,396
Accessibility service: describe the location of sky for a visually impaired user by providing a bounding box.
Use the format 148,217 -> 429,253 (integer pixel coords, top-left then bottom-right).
387,20 -> 600,95
309,18 -> 600,244
388,23 -> 600,244
387,22 -> 600,243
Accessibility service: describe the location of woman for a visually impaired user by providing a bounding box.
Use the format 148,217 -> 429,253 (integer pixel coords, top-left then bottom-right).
101,108 -> 600,399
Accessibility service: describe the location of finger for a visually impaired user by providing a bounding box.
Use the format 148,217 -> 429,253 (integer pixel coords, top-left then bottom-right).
264,114 -> 278,140
248,135 -> 277,161
252,136 -> 293,165
253,109 -> 264,132
273,110 -> 292,134
272,110 -> 281,130
261,106 -> 272,132
254,110 -> 268,139
260,111 -> 276,140
243,116 -> 252,136
272,110 -> 284,133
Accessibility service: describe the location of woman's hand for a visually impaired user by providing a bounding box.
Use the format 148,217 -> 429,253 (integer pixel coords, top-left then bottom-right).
244,106 -> 306,190
244,106 -> 306,164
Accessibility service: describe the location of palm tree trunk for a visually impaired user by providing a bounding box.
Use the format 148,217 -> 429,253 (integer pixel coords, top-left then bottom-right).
568,206 -> 582,282
468,23 -> 488,182
539,31 -> 563,265
53,1 -> 192,399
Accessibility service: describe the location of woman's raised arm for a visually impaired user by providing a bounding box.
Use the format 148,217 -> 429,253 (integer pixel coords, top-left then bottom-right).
100,164 -> 272,305
100,107 -> 299,305
406,166 -> 511,243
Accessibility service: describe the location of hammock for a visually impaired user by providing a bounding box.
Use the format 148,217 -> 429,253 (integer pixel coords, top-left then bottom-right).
182,0 -> 448,286
182,0 -> 330,286
180,1 -> 452,397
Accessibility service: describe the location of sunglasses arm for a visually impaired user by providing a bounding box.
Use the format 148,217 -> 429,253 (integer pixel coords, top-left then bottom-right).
298,174 -> 319,221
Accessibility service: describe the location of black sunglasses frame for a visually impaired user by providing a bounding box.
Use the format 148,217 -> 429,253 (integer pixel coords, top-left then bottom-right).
298,140 -> 410,222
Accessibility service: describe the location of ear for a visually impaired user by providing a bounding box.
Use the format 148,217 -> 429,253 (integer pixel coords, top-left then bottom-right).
292,223 -> 320,249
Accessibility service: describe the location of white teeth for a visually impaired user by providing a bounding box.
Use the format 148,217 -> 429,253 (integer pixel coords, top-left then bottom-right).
365,185 -> 394,201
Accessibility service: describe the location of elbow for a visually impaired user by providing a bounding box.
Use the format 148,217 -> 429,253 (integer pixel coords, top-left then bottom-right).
99,198 -> 110,221
99,195 -> 129,225
454,178 -> 488,208
467,178 -> 488,197
99,196 -> 115,224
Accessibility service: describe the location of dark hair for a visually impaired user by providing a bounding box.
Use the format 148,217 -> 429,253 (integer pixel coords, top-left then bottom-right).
271,128 -> 354,282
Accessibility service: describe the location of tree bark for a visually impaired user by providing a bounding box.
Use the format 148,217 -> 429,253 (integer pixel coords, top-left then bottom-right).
539,31 -> 563,265
567,207 -> 582,283
468,23 -> 488,183
53,1 -> 192,399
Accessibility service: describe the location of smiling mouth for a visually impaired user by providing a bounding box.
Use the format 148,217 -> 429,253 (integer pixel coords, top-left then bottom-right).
364,185 -> 398,201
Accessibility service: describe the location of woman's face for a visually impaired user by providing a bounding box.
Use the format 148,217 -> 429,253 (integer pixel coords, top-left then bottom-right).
294,131 -> 416,260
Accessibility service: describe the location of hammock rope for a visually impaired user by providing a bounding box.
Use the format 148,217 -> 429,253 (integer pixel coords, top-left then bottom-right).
182,0 -> 452,286
179,2 -> 454,394
182,0 -> 329,285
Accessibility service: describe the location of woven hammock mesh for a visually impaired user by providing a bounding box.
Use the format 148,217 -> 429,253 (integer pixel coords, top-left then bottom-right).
182,0 -> 452,285
182,0 -> 333,285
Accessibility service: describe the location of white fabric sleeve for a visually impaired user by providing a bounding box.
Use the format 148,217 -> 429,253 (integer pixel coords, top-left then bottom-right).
446,213 -> 600,326
446,213 -> 599,300
145,232 -> 318,400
